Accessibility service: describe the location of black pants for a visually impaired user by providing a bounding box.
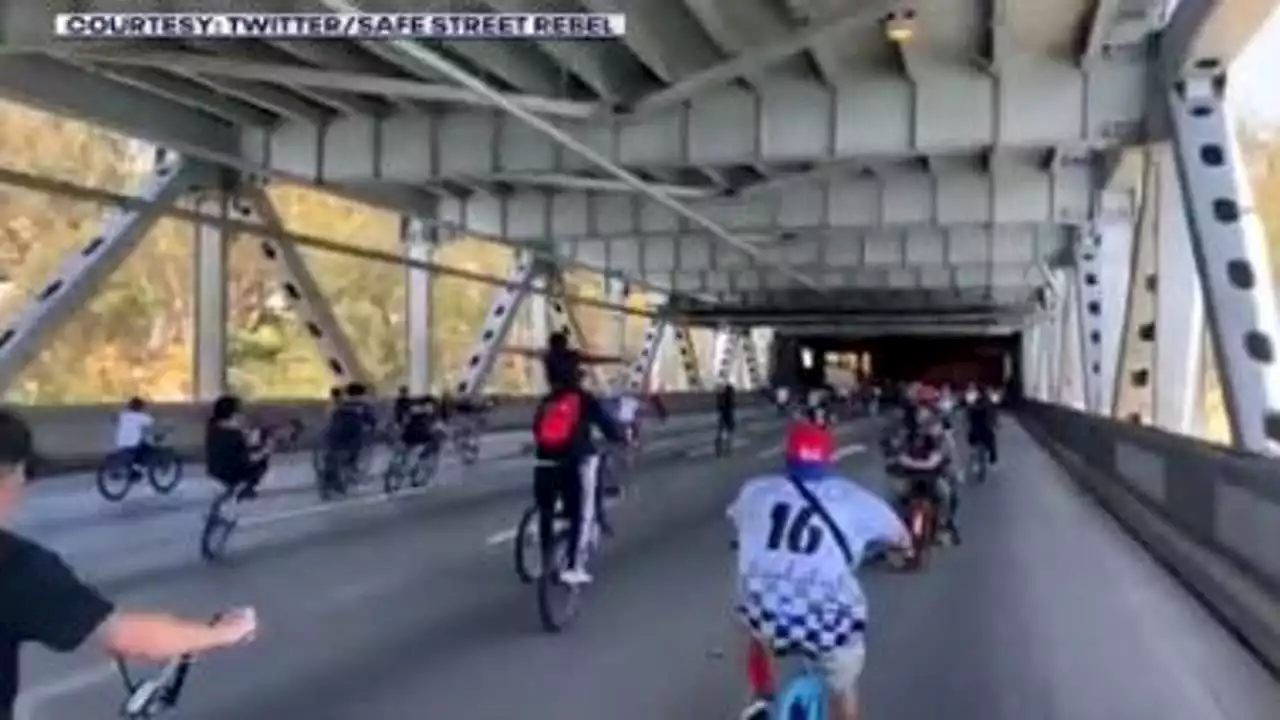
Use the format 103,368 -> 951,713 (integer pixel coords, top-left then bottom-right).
534,461 -> 584,570
969,430 -> 998,464
215,459 -> 268,499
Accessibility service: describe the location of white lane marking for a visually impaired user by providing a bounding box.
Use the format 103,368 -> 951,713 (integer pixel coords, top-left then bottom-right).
485,527 -> 520,545
239,479 -> 441,527
833,443 -> 866,460
14,662 -> 115,719
755,444 -> 784,459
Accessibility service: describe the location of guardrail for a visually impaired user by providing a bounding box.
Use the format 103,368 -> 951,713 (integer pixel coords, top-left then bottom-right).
15,392 -> 765,476
1018,401 -> 1280,671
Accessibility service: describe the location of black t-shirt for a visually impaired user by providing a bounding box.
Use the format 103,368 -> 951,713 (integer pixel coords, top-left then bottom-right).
1,530 -> 114,719
401,402 -> 439,445
205,423 -> 252,483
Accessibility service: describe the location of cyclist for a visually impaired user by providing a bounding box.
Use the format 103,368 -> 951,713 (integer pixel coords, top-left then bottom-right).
0,410 -> 257,720
392,385 -> 412,431
612,388 -> 642,446
532,344 -> 623,585
715,381 -> 736,452
400,394 -> 444,467
114,396 -> 156,479
892,406 -> 960,543
966,388 -> 999,470
320,383 -> 373,498
205,395 -> 271,500
729,420 -> 911,720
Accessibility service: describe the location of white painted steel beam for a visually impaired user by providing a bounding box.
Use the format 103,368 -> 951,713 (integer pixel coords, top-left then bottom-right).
1112,151 -> 1157,423
243,61 -> 1148,185
1161,0 -> 1280,75
1168,70 -> 1280,454
672,326 -> 704,390
545,271 -> 609,390
456,168 -> 1096,241
403,214 -> 439,394
626,315 -> 670,393
1074,228 -> 1109,414
1150,145 -> 1206,435
453,252 -> 537,397
710,326 -> 738,385
237,189 -> 372,385
192,191 -> 230,400
0,154 -> 199,392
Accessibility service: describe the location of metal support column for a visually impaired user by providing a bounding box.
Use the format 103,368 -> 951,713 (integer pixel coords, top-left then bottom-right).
544,270 -> 608,390
192,190 -> 230,399
453,252 -> 537,397
710,325 -> 738,385
1074,230 -> 1108,414
237,188 -> 370,386
606,276 -> 628,358
1151,146 -> 1206,434
673,326 -> 703,391
1113,154 -> 1158,423
1169,68 -> 1280,453
627,314 -> 669,393
741,329 -> 766,388
402,215 -> 438,394
0,153 -> 198,391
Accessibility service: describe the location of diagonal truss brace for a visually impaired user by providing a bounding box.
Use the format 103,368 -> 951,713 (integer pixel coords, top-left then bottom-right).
1169,70 -> 1280,453
235,188 -> 371,386
672,326 -> 704,391
544,270 -> 609,391
0,153 -> 202,392
1074,228 -> 1108,414
452,251 -> 537,397
626,314 -> 670,393
740,329 -> 767,388
1113,151 -> 1159,424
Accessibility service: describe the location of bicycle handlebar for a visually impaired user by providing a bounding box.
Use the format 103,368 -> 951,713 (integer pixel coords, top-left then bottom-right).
116,614 -> 220,718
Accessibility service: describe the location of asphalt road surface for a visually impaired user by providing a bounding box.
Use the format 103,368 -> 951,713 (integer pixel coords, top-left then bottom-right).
14,418 -> 1280,719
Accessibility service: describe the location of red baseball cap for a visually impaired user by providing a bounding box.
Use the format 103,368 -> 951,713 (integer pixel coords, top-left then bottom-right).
785,421 -> 834,480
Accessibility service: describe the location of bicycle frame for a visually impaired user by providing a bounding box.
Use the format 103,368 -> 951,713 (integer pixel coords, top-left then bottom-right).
775,666 -> 827,719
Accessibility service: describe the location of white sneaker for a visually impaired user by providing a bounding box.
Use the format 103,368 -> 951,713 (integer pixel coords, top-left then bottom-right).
559,567 -> 593,585
739,697 -> 770,720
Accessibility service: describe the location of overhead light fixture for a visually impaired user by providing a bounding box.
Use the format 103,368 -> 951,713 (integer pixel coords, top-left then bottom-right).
883,9 -> 916,44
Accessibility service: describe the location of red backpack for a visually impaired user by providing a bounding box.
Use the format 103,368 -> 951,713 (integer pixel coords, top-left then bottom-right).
534,391 -> 583,451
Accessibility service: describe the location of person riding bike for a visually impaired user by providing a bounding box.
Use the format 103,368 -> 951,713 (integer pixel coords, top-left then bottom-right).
729,420 -> 911,720
205,395 -> 271,501
715,381 -> 736,453
966,389 -> 999,470
399,394 -> 444,467
114,396 -> 157,480
891,407 -> 960,544
532,341 -> 623,585
320,383 -> 374,498
392,385 -> 412,431
611,388 -> 643,446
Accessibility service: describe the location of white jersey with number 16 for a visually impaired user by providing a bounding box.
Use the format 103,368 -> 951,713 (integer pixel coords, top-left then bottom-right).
727,474 -> 907,623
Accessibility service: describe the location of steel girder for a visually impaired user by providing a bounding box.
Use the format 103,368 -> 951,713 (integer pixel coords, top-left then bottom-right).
241,62 -> 1148,184
402,214 -> 439,394
710,325 -> 740,386
545,273 -> 610,391
672,326 -> 704,391
452,252 -> 537,397
0,153 -> 200,392
626,315 -> 670,394
192,190 -> 231,399
236,188 -> 371,386
1169,68 -> 1280,454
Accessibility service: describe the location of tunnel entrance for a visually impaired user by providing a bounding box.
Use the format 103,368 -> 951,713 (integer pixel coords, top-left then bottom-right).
785,334 -> 1020,390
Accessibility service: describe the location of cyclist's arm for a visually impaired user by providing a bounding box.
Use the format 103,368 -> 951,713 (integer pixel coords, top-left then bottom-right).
584,394 -> 625,444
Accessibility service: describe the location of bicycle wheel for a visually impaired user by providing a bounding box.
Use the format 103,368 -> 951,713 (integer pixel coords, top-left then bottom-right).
773,671 -> 826,719
513,505 -> 540,584
95,453 -> 134,502
383,448 -> 408,495
147,450 -> 184,494
536,528 -> 583,632
200,490 -> 240,562
412,448 -> 441,487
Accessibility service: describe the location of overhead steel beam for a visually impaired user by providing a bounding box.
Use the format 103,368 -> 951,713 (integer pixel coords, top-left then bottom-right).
1160,0 -> 1280,77
177,71 -> 331,123
773,325 -> 1018,338
66,61 -> 279,127
1080,0 -> 1124,59
582,0 -> 723,84
623,0 -> 897,114
473,172 -> 714,198
466,169 -> 1093,239
0,55 -> 240,161
452,252 -> 537,397
317,0 -> 827,294
58,50 -> 597,120
240,63 -> 1148,185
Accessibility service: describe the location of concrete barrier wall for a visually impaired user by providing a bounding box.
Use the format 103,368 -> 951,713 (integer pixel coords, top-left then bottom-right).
13,392 -> 763,475
1018,401 -> 1280,670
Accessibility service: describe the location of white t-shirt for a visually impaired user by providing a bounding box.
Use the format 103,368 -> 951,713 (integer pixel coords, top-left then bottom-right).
727,474 -> 907,623
114,410 -> 155,448
616,395 -> 640,423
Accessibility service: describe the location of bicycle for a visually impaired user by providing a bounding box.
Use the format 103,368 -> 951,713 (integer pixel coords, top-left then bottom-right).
200,484 -> 245,562
382,440 -> 440,495
451,422 -> 481,465
113,614 -> 220,718
743,655 -> 829,719
95,431 -> 184,502
714,421 -> 734,457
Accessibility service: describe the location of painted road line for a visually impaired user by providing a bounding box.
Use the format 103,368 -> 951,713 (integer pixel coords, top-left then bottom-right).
833,443 -> 866,460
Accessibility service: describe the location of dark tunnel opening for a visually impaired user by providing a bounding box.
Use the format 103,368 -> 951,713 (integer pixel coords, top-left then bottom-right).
771,333 -> 1022,395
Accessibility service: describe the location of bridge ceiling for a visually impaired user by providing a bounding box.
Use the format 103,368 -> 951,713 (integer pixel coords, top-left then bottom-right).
0,0 -> 1263,328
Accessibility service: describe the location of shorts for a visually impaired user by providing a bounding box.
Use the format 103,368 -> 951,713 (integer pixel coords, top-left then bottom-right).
816,640 -> 866,695
737,598 -> 867,695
